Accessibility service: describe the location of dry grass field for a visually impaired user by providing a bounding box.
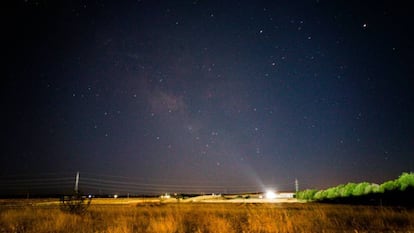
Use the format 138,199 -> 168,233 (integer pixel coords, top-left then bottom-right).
1,199 -> 414,233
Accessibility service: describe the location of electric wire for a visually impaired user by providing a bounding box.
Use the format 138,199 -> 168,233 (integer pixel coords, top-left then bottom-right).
0,172 -> 300,195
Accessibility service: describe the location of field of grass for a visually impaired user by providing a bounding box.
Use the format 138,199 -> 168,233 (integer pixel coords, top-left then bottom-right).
1,200 -> 414,233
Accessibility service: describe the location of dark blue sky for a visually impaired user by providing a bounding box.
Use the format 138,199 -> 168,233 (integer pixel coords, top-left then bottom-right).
2,0 -> 413,195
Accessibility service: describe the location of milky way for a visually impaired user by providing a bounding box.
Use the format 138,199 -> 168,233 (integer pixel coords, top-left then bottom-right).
2,0 -> 413,195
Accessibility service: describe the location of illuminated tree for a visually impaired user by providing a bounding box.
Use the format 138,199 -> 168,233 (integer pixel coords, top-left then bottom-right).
326,187 -> 338,199
395,172 -> 414,191
296,189 -> 317,200
379,180 -> 398,192
314,190 -> 328,200
370,183 -> 380,193
352,182 -> 370,196
297,172 -> 414,202
341,183 -> 357,197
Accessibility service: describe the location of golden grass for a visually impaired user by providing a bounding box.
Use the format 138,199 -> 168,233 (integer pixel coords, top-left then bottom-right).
1,202 -> 414,233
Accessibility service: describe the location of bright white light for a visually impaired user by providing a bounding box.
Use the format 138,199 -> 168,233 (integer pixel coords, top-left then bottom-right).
160,193 -> 171,199
265,190 -> 277,199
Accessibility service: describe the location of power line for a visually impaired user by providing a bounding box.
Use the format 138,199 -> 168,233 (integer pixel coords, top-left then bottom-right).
0,172 -> 306,195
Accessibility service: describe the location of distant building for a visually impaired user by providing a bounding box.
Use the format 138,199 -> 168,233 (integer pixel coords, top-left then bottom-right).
160,193 -> 171,199
260,191 -> 296,199
276,192 -> 295,198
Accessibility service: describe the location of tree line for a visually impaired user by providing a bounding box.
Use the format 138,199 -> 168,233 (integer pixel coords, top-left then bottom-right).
296,172 -> 414,201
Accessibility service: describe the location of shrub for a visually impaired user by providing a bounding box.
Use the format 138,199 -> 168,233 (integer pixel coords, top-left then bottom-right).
296,189 -> 318,200
396,172 -> 414,191
379,180 -> 398,192
352,182 -> 371,196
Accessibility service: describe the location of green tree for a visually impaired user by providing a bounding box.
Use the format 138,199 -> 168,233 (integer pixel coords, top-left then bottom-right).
341,183 -> 357,197
352,182 -> 370,196
297,172 -> 413,202
326,187 -> 338,199
314,190 -> 328,200
296,189 -> 318,200
371,183 -> 380,193
396,172 -> 414,191
379,180 -> 398,192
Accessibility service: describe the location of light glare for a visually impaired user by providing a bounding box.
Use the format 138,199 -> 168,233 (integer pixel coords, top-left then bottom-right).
265,190 -> 277,199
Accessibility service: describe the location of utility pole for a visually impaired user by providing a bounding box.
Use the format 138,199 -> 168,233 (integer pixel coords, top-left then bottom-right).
295,178 -> 299,193
61,171 -> 92,213
74,172 -> 80,194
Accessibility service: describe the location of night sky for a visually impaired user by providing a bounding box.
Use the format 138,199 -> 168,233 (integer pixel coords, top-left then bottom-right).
2,0 -> 413,195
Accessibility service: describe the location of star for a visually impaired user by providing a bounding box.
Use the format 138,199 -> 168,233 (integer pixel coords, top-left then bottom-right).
4,0 -> 412,195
